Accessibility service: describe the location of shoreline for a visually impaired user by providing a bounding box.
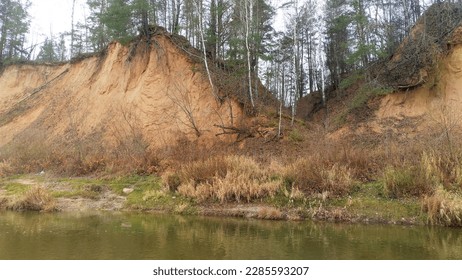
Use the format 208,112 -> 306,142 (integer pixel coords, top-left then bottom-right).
0,174 -> 427,227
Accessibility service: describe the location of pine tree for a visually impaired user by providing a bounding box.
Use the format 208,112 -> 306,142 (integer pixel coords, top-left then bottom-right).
86,0 -> 109,52
325,0 -> 350,88
0,0 -> 30,65
36,37 -> 59,62
101,0 -> 134,44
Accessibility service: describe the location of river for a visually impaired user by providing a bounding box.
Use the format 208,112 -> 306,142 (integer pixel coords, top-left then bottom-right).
0,211 -> 461,259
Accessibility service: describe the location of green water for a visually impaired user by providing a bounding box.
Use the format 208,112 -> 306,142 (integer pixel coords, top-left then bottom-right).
0,211 -> 461,260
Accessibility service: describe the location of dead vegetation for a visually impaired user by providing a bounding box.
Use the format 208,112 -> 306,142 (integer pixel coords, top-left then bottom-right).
283,160 -> 355,197
423,188 -> 462,227
176,156 -> 281,203
6,186 -> 57,212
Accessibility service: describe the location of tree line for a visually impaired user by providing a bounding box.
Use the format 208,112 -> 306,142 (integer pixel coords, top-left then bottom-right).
1,0 -> 459,113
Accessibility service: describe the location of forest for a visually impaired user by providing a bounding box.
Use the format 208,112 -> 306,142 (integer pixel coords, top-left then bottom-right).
0,0 -> 449,111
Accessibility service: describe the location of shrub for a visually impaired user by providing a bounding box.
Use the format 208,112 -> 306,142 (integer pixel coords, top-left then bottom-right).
165,173 -> 182,192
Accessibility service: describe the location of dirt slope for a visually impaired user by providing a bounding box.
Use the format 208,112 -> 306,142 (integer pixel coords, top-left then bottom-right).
0,32 -> 243,154
297,3 -> 462,143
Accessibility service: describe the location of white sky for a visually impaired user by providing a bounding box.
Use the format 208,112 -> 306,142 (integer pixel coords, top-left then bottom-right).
28,0 -> 288,38
28,0 -> 85,42
25,0 -> 300,57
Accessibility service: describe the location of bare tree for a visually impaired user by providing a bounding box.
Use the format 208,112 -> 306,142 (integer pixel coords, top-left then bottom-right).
195,0 -> 219,101
165,80 -> 202,137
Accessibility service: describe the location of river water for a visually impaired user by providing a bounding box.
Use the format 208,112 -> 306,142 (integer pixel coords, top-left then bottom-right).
0,211 -> 461,259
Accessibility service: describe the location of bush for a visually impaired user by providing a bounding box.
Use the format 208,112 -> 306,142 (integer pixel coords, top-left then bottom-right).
165,173 -> 182,192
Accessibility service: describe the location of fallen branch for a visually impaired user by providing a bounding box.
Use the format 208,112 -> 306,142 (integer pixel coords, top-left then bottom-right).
214,124 -> 254,142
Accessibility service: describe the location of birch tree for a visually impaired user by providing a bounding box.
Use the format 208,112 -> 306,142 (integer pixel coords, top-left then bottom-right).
195,0 -> 218,100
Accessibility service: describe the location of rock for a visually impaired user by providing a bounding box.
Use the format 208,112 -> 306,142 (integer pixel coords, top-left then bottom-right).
123,188 -> 134,194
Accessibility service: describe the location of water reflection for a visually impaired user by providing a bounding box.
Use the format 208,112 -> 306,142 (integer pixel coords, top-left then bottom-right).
0,211 -> 461,260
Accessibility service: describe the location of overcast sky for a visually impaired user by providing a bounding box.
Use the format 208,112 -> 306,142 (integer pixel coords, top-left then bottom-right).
28,0 -> 288,39
29,0 -> 85,41
26,0 -> 296,58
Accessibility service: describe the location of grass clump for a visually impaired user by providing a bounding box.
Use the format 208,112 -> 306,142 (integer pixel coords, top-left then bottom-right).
164,173 -> 182,192
288,129 -> 304,142
382,150 -> 462,199
177,156 -> 281,203
420,151 -> 462,191
422,188 -> 462,226
8,186 -> 57,212
283,159 -> 356,197
382,167 -> 426,198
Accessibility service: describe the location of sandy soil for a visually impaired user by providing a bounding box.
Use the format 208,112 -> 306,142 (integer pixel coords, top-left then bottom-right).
0,34 -> 243,150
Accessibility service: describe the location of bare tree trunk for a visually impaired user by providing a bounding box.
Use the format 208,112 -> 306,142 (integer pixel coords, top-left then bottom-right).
318,43 -> 327,129
196,0 -> 219,101
71,0 -> 76,57
244,0 -> 255,108
279,62 -> 285,137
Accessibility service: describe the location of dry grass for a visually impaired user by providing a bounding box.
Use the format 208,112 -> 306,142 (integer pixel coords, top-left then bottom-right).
177,156 -> 282,203
282,159 -> 356,196
162,172 -> 182,192
0,133 -> 161,176
383,149 -> 462,199
382,166 -> 433,198
0,196 -> 7,209
7,186 -> 57,212
0,160 -> 13,176
256,207 -> 284,220
422,188 -> 462,226
420,150 -> 462,190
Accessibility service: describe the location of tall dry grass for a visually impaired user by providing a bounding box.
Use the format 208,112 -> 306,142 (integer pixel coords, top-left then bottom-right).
382,148 -> 462,199
382,165 -> 433,198
7,186 -> 57,212
177,156 -> 281,203
282,159 -> 356,196
422,188 -> 462,226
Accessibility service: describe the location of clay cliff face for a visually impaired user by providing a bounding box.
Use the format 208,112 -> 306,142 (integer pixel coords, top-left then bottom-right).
0,34 -> 243,151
